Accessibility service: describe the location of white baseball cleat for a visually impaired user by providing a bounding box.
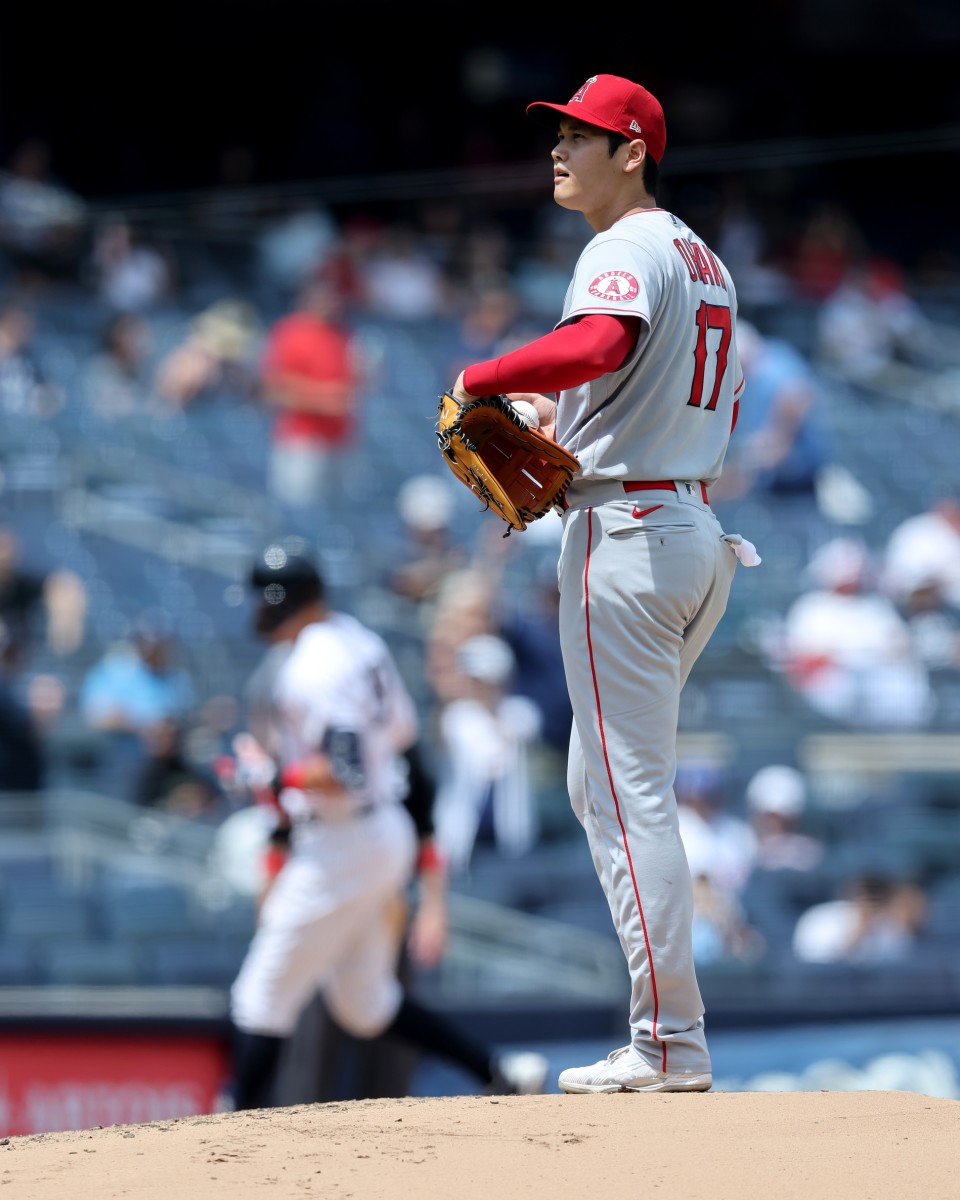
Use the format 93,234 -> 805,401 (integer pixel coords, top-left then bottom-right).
558,1045 -> 712,1094
489,1050 -> 550,1095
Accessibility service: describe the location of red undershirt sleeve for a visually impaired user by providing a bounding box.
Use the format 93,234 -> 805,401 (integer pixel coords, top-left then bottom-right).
462,314 -> 640,396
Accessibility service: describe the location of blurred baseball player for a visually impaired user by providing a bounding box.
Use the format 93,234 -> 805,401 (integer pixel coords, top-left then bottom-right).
451,74 -> 760,1093
228,540 -> 547,1107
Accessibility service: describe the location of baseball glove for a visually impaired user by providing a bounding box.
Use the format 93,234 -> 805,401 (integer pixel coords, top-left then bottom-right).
435,392 -> 579,534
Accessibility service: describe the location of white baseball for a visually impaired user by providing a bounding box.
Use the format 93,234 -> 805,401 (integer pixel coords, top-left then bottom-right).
510,400 -> 540,430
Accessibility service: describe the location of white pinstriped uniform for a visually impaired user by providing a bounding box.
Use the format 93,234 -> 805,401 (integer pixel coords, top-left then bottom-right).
554,209 -> 752,1077
230,613 -> 420,1039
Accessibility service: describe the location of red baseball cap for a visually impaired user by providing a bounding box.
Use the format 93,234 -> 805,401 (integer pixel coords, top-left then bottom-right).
527,74 -> 667,163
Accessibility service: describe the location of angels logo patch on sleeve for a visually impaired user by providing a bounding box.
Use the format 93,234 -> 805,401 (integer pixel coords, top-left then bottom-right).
588,270 -> 640,301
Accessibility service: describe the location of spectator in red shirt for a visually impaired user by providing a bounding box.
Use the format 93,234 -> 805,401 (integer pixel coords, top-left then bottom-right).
259,275 -> 366,528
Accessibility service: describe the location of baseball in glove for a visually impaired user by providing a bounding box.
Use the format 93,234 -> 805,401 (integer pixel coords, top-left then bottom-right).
435,392 -> 580,535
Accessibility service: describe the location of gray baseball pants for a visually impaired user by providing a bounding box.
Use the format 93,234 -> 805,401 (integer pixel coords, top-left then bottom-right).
558,480 -> 738,1076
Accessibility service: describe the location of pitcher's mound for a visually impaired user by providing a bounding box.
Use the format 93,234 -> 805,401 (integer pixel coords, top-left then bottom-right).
4,1090 -> 956,1199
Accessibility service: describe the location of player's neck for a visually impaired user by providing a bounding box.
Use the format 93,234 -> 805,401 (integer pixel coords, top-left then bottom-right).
613,200 -> 658,224
586,196 -> 658,233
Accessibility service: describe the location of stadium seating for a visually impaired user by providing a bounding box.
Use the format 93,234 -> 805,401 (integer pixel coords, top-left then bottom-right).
141,937 -> 246,987
0,942 -> 40,986
40,941 -> 142,986
1,271 -> 959,1024
0,890 -> 96,944
92,877 -> 197,943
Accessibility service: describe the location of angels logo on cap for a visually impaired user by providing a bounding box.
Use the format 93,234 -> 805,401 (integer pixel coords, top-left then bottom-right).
526,74 -> 667,164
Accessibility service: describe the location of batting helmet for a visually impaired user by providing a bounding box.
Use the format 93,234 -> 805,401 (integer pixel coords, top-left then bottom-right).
250,540 -> 324,634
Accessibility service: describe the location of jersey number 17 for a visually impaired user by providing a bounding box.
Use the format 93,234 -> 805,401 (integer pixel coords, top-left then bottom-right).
688,302 -> 731,412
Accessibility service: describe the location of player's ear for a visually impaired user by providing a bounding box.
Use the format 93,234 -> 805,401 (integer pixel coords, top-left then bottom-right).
623,140 -> 647,173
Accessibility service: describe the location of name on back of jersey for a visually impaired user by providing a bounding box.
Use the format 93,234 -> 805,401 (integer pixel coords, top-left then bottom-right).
673,239 -> 728,291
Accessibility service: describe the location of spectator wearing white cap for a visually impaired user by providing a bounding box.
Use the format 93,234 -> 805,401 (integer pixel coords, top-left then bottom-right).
387,474 -> 468,616
432,633 -> 542,875
744,764 -> 824,873
881,498 -> 960,671
675,756 -> 757,896
882,496 -> 960,610
774,536 -> 934,728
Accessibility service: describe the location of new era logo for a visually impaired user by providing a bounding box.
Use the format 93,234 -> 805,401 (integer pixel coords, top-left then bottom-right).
629,120 -> 642,133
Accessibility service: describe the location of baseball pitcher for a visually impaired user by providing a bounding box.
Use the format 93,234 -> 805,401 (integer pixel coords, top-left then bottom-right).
449,73 -> 761,1093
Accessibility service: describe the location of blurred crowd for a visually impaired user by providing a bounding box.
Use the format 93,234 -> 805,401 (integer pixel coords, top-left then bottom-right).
2,132 -> 960,985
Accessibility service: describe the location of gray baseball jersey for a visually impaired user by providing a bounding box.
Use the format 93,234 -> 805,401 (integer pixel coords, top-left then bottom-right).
556,208 -> 744,485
